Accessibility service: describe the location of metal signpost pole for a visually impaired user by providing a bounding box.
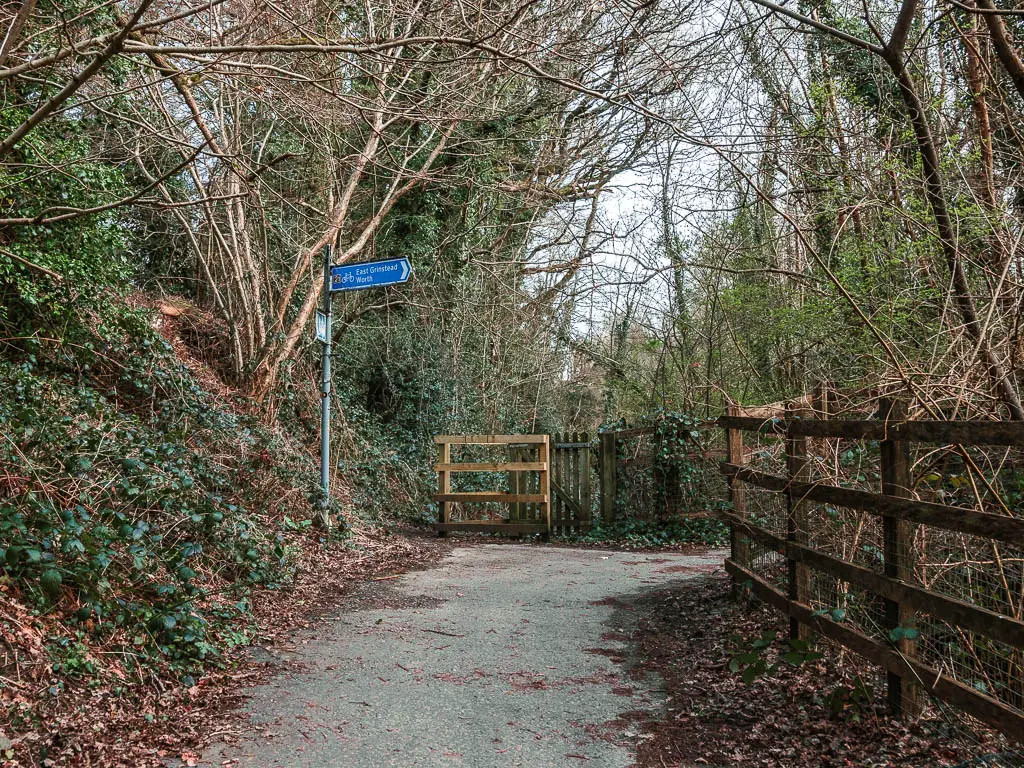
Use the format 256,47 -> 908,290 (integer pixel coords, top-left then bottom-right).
315,253 -> 411,528
318,244 -> 333,529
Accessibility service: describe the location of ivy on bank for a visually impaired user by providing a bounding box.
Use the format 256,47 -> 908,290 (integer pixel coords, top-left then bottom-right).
0,293 -> 344,678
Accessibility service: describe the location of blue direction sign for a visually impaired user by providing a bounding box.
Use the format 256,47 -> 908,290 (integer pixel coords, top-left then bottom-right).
330,257 -> 412,292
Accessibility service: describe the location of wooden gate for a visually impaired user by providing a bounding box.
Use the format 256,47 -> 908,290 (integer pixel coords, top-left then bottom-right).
550,432 -> 592,534
433,433 -> 593,537
433,434 -> 551,537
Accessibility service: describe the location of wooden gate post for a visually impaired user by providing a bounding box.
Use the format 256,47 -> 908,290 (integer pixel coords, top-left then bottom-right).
551,433 -> 560,534
878,398 -> 921,718
437,440 -> 451,537
725,405 -> 749,597
785,402 -> 811,640
599,431 -> 617,524
813,381 -> 841,611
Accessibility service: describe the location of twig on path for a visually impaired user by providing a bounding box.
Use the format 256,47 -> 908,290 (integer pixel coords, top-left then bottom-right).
421,628 -> 465,638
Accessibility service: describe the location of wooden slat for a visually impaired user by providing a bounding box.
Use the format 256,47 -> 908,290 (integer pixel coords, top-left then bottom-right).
551,478 -> 583,516
721,464 -> 1024,547
433,522 -> 548,534
434,434 -> 548,444
720,511 -> 1024,649
557,432 -> 567,533
432,492 -> 547,503
572,431 -> 582,527
724,559 -> 1024,740
717,416 -> 1024,447
434,462 -> 546,472
563,432 -> 572,531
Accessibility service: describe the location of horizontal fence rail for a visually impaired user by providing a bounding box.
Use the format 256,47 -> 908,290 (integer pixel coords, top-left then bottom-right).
721,464 -> 1024,547
720,399 -> 1024,740
718,415 -> 1024,447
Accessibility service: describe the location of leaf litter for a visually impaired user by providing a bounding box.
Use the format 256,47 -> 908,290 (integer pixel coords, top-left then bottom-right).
622,573 -> 1021,767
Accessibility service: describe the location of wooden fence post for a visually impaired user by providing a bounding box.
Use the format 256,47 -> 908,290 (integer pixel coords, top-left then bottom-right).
599,431 -> 617,524
437,440 -> 451,537
568,432 -> 575,533
813,381 -> 841,610
725,405 -> 749,596
813,380 -> 833,420
785,402 -> 811,640
568,432 -> 576,531
581,432 -> 592,530
540,434 -> 551,539
878,398 -> 921,718
551,433 -> 561,534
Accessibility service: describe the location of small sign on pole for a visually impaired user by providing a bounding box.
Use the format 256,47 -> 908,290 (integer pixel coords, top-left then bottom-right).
315,310 -> 328,343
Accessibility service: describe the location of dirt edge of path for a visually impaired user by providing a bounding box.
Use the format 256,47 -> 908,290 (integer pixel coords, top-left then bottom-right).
52,526 -> 458,768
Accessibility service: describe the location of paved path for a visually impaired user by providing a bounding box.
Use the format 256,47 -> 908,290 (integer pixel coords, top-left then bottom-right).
199,545 -> 722,768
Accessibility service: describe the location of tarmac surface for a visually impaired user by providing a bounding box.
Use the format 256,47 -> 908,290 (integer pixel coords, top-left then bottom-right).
198,544 -> 722,767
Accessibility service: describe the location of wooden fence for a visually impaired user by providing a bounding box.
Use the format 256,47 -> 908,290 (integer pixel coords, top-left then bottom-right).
599,423 -> 721,523
434,423 -> 720,535
719,400 -> 1024,739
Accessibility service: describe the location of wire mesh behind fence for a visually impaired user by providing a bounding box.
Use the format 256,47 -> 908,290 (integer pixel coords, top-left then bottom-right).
721,396 -> 1024,746
605,417 -> 727,523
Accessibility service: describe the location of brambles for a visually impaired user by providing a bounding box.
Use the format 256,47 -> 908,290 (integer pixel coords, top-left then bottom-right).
727,630 -> 825,686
